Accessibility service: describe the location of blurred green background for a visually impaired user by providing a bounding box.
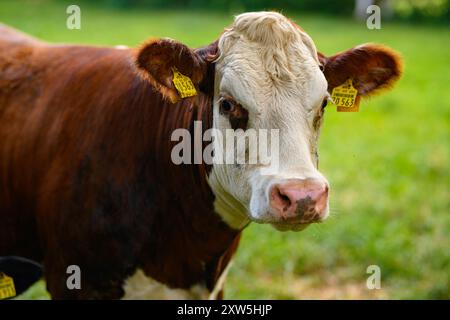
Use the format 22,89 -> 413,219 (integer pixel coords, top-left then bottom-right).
1,0 -> 449,299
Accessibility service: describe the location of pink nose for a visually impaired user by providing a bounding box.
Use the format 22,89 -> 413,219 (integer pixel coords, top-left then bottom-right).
269,179 -> 329,222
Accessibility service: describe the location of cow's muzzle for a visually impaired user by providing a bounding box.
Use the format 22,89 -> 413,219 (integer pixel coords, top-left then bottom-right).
269,178 -> 329,225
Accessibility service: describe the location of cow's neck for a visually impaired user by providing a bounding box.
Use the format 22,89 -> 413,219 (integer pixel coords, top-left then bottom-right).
134,81 -> 242,293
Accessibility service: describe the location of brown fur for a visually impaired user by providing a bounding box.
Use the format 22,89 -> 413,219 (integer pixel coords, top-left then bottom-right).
0,26 -> 237,299
319,44 -> 403,97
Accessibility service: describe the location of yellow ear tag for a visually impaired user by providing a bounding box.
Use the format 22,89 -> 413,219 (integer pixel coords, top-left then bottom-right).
331,78 -> 360,112
0,272 -> 16,300
171,67 -> 197,99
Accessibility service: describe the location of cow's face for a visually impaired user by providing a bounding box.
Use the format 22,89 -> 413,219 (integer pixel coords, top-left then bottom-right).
136,12 -> 402,231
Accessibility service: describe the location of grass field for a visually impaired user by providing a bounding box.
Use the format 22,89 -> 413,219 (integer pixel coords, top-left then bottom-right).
1,0 -> 449,299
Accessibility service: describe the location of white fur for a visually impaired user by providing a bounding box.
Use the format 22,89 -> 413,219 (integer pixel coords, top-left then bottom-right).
122,269 -> 209,300
208,12 -> 329,230
122,268 -> 230,300
209,259 -> 233,300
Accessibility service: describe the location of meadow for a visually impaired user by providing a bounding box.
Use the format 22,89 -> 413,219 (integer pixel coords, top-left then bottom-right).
1,0 -> 449,299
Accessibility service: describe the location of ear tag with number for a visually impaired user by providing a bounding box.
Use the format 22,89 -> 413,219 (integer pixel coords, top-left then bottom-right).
331,78 -> 360,112
171,67 -> 197,99
0,272 -> 16,300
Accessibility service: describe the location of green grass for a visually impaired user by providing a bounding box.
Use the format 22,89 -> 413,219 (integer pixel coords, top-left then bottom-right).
1,0 -> 449,300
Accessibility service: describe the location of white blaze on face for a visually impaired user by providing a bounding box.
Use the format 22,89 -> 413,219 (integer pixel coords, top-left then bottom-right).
208,11 -> 330,230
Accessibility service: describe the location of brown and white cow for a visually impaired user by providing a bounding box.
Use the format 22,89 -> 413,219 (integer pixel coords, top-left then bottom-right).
0,12 -> 402,299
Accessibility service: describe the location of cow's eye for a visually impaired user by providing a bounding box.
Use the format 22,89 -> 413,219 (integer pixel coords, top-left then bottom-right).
219,99 -> 235,114
321,98 -> 328,109
219,97 -> 249,130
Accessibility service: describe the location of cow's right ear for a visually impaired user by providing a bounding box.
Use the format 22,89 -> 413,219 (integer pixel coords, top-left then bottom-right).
319,44 -> 403,98
136,38 -> 211,103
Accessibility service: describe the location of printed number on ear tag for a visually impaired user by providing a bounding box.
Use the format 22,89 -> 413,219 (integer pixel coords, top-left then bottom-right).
331,78 -> 359,112
171,67 -> 197,99
0,272 -> 16,300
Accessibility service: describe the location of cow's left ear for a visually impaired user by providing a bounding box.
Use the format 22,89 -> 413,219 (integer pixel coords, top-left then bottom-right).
136,38 -> 217,103
320,44 -> 403,97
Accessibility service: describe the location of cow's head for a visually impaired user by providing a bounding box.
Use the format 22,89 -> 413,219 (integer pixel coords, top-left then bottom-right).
136,12 -> 402,231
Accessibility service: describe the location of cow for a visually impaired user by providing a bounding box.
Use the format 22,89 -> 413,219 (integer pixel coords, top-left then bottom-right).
0,11 -> 402,299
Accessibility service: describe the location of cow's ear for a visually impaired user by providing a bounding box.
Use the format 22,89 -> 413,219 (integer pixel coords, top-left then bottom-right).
321,44 -> 403,97
136,38 -> 214,103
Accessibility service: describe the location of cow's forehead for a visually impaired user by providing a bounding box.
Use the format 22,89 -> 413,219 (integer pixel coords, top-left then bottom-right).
215,12 -> 322,108
217,12 -> 319,72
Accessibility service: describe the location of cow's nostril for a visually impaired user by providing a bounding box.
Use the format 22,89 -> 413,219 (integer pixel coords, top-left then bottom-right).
278,191 -> 291,212
271,185 -> 292,212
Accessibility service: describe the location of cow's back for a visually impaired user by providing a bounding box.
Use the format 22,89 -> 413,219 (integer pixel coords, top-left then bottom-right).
0,28 -> 141,261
